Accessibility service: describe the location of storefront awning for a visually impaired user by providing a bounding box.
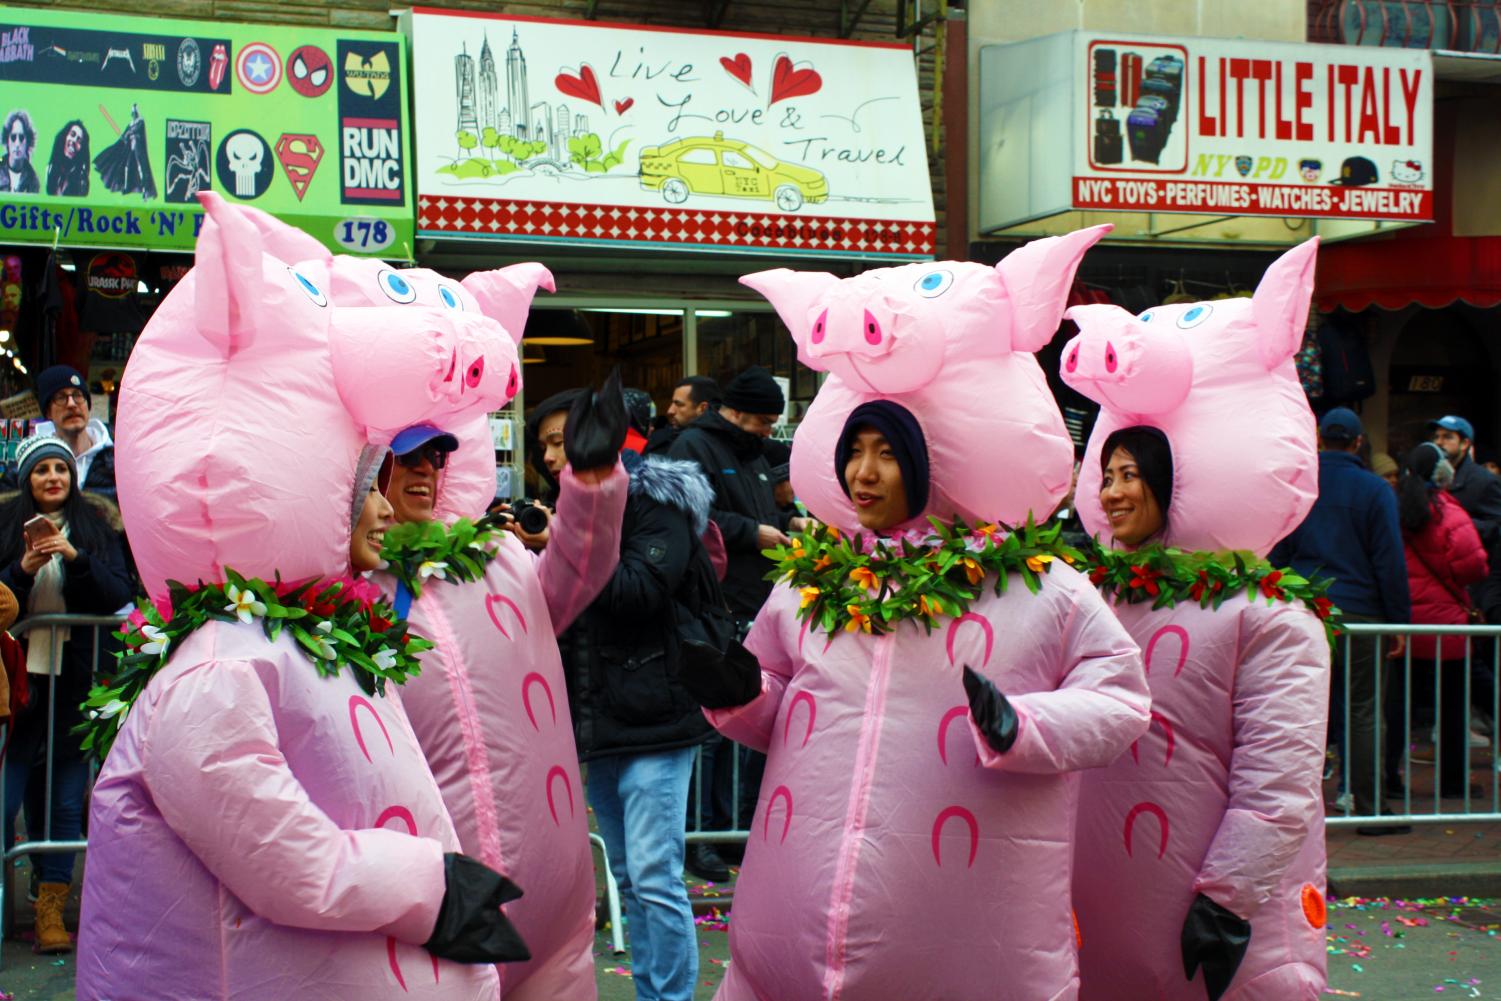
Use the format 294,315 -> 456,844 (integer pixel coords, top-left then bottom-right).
1316,102 -> 1501,312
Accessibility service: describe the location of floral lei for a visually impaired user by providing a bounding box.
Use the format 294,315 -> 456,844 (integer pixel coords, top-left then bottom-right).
766,516 -> 1082,637
377,513 -> 506,598
77,571 -> 432,761
1077,541 -> 1342,642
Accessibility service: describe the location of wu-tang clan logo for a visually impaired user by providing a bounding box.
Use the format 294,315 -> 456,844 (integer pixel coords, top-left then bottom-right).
343,50 -> 391,100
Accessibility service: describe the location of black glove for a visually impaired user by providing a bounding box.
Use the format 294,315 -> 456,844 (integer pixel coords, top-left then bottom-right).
678,637 -> 763,709
1181,893 -> 1251,1001
962,665 -> 1018,754
424,853 -> 531,964
564,368 -> 628,473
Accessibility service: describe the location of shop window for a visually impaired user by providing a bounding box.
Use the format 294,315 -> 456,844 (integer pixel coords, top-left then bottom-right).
695,308 -> 818,432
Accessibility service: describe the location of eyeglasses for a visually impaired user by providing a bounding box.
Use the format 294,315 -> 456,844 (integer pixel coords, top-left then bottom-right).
394,443 -> 451,470
52,390 -> 88,406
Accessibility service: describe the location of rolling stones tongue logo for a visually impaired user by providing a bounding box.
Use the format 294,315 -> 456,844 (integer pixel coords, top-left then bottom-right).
208,43 -> 228,91
287,45 -> 332,98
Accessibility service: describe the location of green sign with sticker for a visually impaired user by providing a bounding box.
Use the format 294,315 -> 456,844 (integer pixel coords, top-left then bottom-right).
0,6 -> 412,256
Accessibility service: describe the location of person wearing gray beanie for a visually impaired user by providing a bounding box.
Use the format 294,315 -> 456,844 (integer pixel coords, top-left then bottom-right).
16,436 -> 77,488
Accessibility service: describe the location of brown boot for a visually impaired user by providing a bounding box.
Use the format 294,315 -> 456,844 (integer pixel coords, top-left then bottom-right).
34,882 -> 73,953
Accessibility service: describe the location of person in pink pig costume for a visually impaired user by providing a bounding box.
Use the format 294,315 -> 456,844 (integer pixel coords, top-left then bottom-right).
338,263 -> 628,1001
682,224 -> 1152,1001
77,192 -> 534,1001
1062,237 -> 1333,1001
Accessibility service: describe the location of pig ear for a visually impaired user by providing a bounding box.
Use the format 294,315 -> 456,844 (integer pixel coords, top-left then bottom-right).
193,192 -> 273,355
1252,236 -> 1319,371
740,269 -> 841,371
995,224 -> 1112,353
461,263 -> 555,345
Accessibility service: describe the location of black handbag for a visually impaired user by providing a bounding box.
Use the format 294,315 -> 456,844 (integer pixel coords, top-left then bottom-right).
669,540 -> 760,709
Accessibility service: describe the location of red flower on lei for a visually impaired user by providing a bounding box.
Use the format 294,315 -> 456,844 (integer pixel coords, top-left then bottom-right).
1128,565 -> 1162,597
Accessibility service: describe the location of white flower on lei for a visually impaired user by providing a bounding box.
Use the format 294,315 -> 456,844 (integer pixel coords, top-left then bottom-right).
371,647 -> 399,671
139,624 -> 170,656
224,583 -> 268,624
418,560 -> 449,581
312,619 -> 338,660
91,698 -> 129,721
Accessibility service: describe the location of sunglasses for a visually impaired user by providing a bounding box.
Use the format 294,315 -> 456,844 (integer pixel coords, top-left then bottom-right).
394,443 -> 451,470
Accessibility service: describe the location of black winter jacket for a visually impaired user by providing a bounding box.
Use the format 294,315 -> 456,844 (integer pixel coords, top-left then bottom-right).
0,493 -> 133,727
559,452 -> 716,761
667,409 -> 790,618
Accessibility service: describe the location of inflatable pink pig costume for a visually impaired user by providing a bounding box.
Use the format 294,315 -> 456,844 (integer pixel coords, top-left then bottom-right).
709,226 -> 1151,1001
78,193 -> 518,1001
1063,239 -> 1330,1000
340,266 -> 626,1001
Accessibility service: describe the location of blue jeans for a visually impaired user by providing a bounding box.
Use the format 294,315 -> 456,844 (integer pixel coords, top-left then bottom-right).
587,747 -> 698,1001
4,678 -> 88,885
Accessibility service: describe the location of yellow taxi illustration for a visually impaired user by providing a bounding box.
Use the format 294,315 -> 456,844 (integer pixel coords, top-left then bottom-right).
639,132 -> 829,212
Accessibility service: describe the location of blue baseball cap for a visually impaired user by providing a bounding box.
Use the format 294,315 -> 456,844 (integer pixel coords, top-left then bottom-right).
1430,415 -> 1476,441
389,424 -> 459,457
1318,407 -> 1363,441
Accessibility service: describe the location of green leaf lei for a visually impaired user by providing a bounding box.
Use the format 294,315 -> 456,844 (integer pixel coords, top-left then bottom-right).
77,571 -> 432,761
378,513 -> 506,598
1077,541 -> 1343,642
765,516 -> 1083,638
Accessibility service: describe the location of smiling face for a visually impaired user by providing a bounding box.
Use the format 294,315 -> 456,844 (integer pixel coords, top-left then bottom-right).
1099,446 -> 1164,547
351,482 -> 394,572
29,457 -> 72,514
844,427 -> 909,532
386,450 -> 442,524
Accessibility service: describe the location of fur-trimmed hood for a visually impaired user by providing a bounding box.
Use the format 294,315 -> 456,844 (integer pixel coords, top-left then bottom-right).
0,489 -> 123,532
622,451 -> 713,536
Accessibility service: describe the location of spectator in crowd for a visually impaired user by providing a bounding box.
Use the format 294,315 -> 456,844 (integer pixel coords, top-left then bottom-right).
1432,416 -> 1501,551
668,366 -> 802,880
557,390 -> 718,1001
1271,407 -> 1410,833
0,436 -> 132,951
763,439 -> 797,518
1371,452 -> 1400,489
647,375 -> 721,455
35,366 -> 115,499
1398,442 -> 1490,798
622,388 -> 654,456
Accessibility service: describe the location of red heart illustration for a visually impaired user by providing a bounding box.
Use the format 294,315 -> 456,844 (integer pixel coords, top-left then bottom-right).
770,55 -> 821,105
554,64 -> 602,108
614,97 -> 634,114
720,52 -> 753,88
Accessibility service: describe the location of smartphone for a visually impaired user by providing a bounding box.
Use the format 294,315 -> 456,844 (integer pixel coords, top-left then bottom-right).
23,515 -> 58,549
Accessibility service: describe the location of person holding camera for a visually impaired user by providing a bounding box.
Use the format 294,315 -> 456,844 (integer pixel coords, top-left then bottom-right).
0,435 -> 132,952
549,386 -> 720,1001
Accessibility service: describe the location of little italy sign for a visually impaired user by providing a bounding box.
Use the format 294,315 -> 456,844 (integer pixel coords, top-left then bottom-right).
405,9 -> 936,260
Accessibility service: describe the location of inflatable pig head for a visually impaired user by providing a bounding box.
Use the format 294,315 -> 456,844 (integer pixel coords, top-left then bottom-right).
1062,237 -> 1320,556
323,259 -> 553,521
743,225 -> 1110,533
115,192 -> 527,600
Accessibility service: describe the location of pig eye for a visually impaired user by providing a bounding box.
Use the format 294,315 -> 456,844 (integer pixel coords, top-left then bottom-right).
1176,303 -> 1213,329
288,268 -> 327,307
913,269 -> 954,298
1138,310 -> 1155,323
437,285 -> 464,311
378,269 -> 417,304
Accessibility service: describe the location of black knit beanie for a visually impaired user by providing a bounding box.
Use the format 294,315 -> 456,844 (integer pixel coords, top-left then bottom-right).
722,366 -> 785,415
834,401 -> 930,520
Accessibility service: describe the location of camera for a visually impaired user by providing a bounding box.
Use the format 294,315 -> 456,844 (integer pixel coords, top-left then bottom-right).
506,498 -> 551,535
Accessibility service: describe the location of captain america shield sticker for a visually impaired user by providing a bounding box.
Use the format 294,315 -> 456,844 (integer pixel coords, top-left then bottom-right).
236,42 -> 282,95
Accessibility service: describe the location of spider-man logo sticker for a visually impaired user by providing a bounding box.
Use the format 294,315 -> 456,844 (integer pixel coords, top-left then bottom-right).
287,45 -> 333,98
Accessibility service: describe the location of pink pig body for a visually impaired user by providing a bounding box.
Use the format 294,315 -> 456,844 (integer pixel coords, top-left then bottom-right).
324,263 -> 628,1001
79,194 -> 519,1000
713,227 -> 1152,1001
1062,239 -> 1330,1000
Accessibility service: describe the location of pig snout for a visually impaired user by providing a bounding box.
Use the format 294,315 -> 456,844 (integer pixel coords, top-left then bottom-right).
1060,305 -> 1194,416
805,294 -> 943,395
807,302 -> 895,361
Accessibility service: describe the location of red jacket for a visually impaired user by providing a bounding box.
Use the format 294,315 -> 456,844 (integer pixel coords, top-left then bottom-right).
1405,489 -> 1489,659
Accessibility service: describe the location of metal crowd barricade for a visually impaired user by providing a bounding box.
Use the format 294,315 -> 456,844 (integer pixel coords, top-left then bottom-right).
1328,622 -> 1501,829
0,612 -> 125,966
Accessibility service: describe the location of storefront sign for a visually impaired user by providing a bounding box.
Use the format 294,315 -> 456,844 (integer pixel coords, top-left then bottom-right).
406,9 -> 935,259
979,32 -> 1433,233
0,8 -> 412,255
